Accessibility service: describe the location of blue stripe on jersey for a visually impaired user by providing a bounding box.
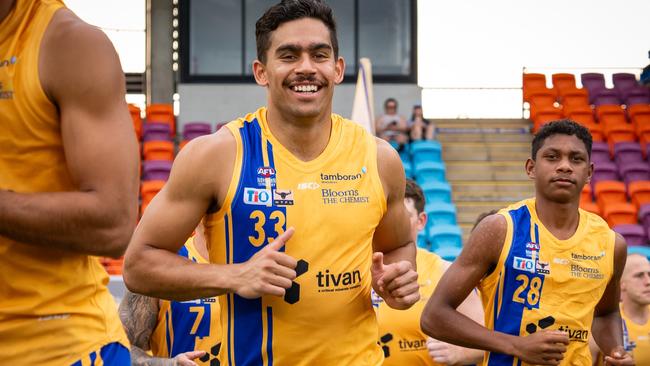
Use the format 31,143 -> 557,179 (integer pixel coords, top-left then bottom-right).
228,118 -> 287,365
99,343 -> 131,365
165,246 -> 213,357
267,306 -> 274,366
89,351 -> 96,366
165,312 -> 172,356
488,205 -> 532,366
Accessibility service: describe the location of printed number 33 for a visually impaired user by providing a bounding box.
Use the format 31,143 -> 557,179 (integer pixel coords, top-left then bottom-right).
249,210 -> 286,247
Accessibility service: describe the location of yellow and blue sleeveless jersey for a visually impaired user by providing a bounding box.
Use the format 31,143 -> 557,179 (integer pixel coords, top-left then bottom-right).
203,107 -> 387,365
0,0 -> 128,363
151,237 -> 222,365
373,248 -> 446,366
619,304 -> 650,365
479,198 -> 615,366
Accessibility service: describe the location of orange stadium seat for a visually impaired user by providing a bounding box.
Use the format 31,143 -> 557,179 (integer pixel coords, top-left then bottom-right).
551,73 -> 576,95
532,108 -> 564,132
580,201 -> 601,216
596,105 -> 628,126
559,87 -> 590,110
143,141 -> 174,161
565,107 -> 603,142
128,104 -> 143,140
594,181 -> 627,211
141,180 -> 166,205
523,73 -> 554,102
602,202 -> 638,227
628,181 -> 650,210
146,104 -> 176,135
580,184 -> 593,204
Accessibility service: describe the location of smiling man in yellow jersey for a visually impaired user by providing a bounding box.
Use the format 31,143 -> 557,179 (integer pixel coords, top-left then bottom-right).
120,223 -> 222,366
0,0 -> 138,364
421,120 -> 633,366
374,179 -> 484,366
123,1 -> 419,365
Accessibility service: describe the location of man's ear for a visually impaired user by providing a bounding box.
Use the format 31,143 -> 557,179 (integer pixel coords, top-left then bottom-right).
525,158 -> 536,180
334,56 -> 345,84
252,59 -> 268,87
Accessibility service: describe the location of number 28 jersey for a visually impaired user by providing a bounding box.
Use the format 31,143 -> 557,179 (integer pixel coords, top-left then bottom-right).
203,107 -> 387,366
479,198 -> 615,366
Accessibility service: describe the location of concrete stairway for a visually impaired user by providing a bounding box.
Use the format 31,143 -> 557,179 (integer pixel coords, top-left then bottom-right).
433,119 -> 535,242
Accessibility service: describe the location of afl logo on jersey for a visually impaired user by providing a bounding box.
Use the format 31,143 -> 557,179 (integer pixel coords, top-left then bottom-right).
257,167 -> 276,178
243,188 -> 273,206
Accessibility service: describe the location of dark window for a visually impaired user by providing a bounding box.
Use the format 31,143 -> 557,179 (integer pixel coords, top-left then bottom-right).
179,0 -> 416,83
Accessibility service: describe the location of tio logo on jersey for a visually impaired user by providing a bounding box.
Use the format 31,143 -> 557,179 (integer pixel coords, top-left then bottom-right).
513,256 -> 535,273
243,188 -> 272,206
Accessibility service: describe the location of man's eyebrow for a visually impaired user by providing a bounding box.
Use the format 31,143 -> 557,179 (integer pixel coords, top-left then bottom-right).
275,43 -> 332,54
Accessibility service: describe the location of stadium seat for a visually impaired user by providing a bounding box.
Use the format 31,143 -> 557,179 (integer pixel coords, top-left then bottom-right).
143,122 -> 172,142
142,160 -> 173,181
414,161 -> 446,183
628,246 -> 650,259
140,180 -> 165,206
613,224 -> 647,246
410,140 -> 442,164
580,200 -> 601,216
591,142 -> 611,164
602,202 -> 637,227
613,142 -> 643,165
523,73 -> 553,102
143,140 -> 174,161
580,184 -> 593,204
619,163 -> 650,185
403,161 -> 413,179
183,122 -> 212,141
420,181 -> 452,204
594,181 -> 627,211
529,89 -> 557,113
592,89 -> 622,107
128,104 -> 143,140
591,161 -> 618,186
612,73 -> 639,99
623,88 -> 650,106
435,245 -> 462,262
581,73 -> 606,102
428,224 -> 463,250
426,202 -> 457,227
532,108 -> 564,132
551,73 -> 577,96
146,104 -> 175,135
565,108 -> 603,142
560,88 -> 590,110
628,181 -> 650,210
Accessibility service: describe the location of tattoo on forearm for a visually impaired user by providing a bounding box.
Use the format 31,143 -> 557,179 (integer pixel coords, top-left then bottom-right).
118,290 -> 166,365
131,347 -> 175,366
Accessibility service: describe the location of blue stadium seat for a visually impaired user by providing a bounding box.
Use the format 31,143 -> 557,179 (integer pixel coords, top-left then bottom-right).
435,245 -> 462,262
414,161 -> 446,183
628,246 -> 650,260
403,161 -> 413,179
425,202 -> 457,227
410,140 -> 442,165
428,224 -> 463,250
417,231 -> 430,250
420,181 -> 452,204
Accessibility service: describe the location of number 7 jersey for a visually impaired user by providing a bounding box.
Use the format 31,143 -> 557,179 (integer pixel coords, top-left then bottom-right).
203,107 -> 387,366
478,198 -> 616,366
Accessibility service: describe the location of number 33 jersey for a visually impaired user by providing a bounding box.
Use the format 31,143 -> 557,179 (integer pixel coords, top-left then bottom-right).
478,198 -> 615,366
204,107 -> 387,366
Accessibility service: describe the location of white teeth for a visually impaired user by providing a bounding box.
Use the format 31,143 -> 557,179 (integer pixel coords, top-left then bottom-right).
293,85 -> 318,92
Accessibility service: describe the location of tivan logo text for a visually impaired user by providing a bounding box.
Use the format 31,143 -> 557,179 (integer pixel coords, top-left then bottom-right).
317,269 -> 362,292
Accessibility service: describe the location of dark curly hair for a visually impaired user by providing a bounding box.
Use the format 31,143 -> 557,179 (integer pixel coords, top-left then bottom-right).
531,119 -> 592,160
255,0 -> 339,64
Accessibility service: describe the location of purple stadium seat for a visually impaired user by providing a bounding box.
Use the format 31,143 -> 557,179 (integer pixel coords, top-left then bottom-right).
591,142 -> 611,164
143,122 -> 172,142
623,87 -> 650,106
183,122 -> 212,141
620,163 -> 650,185
581,73 -> 606,102
613,224 -> 647,246
143,160 -> 173,181
591,161 -> 619,187
592,89 -> 622,107
613,73 -> 639,97
614,142 -> 643,165
640,204 -> 650,229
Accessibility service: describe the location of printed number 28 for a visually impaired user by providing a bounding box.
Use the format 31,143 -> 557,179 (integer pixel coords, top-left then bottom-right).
249,210 -> 286,247
512,274 -> 542,307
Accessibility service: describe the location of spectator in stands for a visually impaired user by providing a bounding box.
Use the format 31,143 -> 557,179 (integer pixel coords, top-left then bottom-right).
120,223 -> 221,366
409,104 -> 436,141
123,1 -> 419,364
590,253 -> 650,365
0,1 -> 138,364
421,120 -> 634,365
376,98 -> 410,149
374,179 -> 484,366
